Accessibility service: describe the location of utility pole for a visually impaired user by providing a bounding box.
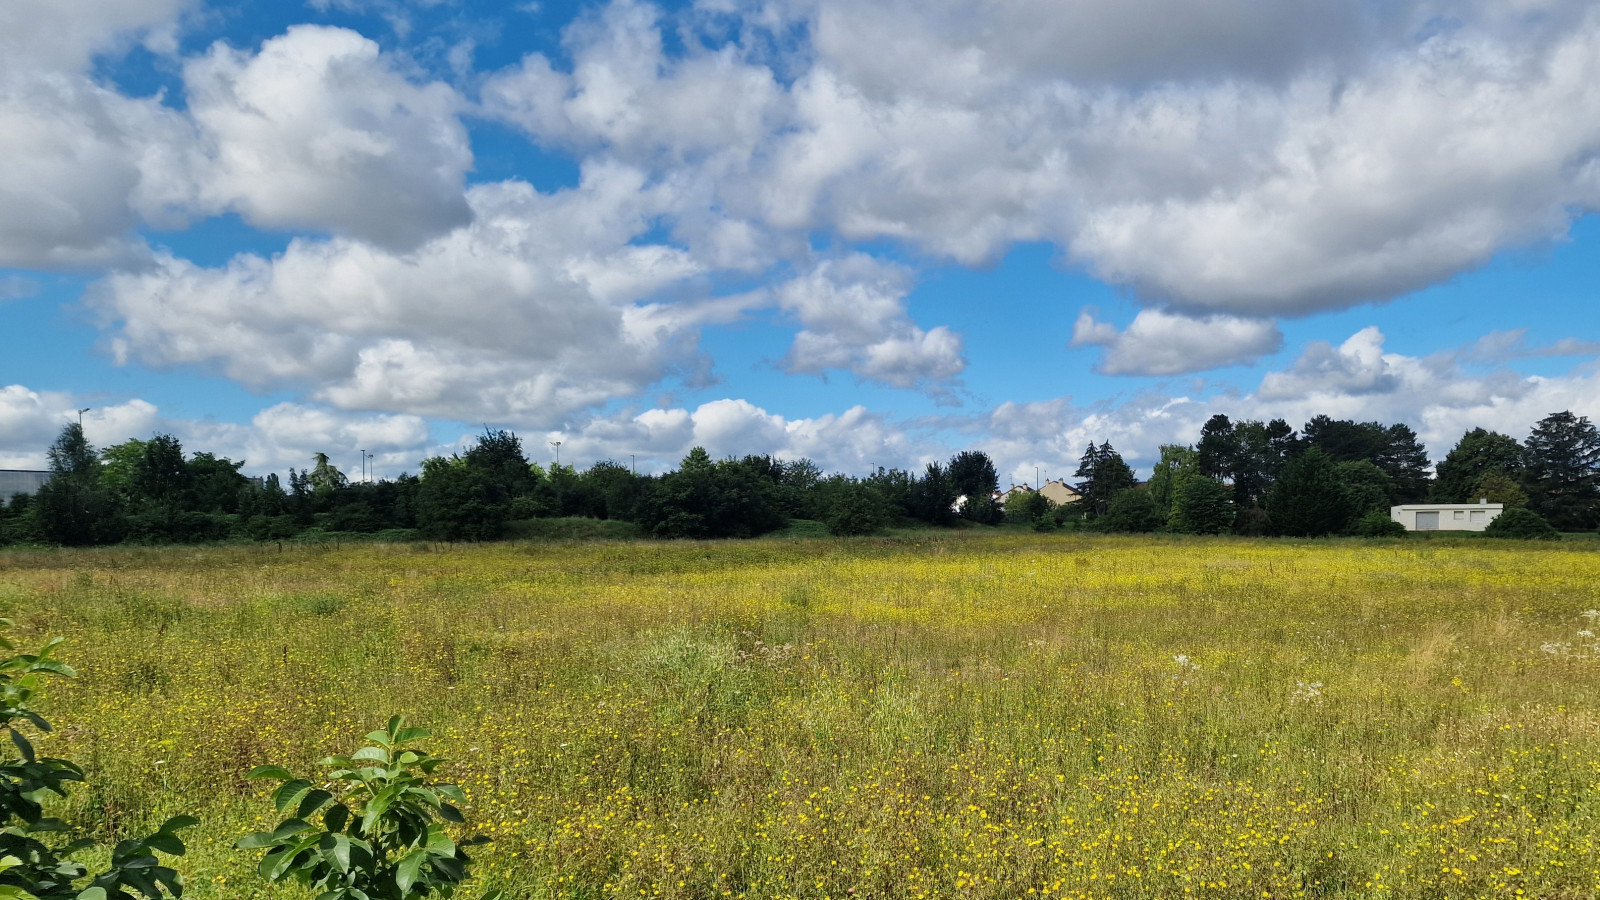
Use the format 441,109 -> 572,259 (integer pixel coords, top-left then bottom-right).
630,454 -> 636,475
1035,466 -> 1039,490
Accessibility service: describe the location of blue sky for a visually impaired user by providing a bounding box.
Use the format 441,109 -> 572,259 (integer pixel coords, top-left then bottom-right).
4,0 -> 1600,485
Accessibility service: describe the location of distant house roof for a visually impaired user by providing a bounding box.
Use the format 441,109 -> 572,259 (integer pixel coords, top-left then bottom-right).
0,470 -> 51,505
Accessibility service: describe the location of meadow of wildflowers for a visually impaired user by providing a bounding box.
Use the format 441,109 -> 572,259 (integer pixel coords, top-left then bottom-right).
2,533 -> 1600,898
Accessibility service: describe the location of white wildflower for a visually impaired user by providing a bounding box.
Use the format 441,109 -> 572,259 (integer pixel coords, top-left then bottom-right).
1290,681 -> 1324,704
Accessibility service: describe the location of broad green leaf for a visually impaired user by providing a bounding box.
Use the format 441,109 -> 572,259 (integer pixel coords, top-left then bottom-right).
350,747 -> 388,764
270,819 -> 313,840
158,815 -> 199,833
324,833 -> 352,873
424,827 -> 454,857
395,851 -> 426,894
246,765 -> 293,781
28,661 -> 76,678
273,779 -> 314,814
436,785 -> 466,803
363,729 -> 392,748
324,803 -> 350,833
393,727 -> 430,744
234,833 -> 277,851
438,804 -> 464,824
75,888 -> 106,900
144,833 -> 184,856
296,788 -> 334,819
9,728 -> 34,762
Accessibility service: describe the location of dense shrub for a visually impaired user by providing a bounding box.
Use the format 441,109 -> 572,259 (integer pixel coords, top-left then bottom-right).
1100,488 -> 1163,533
1353,510 -> 1407,537
1482,507 -> 1560,540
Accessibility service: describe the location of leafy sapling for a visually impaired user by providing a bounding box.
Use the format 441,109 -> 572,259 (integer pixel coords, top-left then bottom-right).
0,620 -> 196,900
238,716 -> 499,900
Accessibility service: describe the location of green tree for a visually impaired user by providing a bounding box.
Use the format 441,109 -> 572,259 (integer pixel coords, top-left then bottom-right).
33,424 -> 124,546
947,451 -> 1000,523
1075,442 -> 1136,517
1169,476 -> 1234,535
309,453 -> 349,495
1335,460 -> 1394,519
1470,470 -> 1528,509
1522,411 -> 1600,530
1146,444 -> 1198,520
1431,428 -> 1523,502
816,476 -> 893,536
415,457 -> 507,541
1100,488 -> 1163,533
1267,447 -> 1355,537
907,462 -> 957,526
1196,415 -> 1239,481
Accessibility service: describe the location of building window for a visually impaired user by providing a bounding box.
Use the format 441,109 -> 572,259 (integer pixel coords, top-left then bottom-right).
1454,510 -> 1466,520
1470,510 -> 1486,523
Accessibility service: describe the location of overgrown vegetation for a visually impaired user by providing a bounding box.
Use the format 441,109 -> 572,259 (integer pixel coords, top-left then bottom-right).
5,535 -> 1600,897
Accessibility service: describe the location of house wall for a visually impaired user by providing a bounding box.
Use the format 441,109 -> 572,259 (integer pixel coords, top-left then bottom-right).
1389,503 -> 1503,532
1039,481 -> 1081,506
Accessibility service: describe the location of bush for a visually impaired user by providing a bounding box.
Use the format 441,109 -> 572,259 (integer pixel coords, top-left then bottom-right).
238,717 -> 498,900
1353,510 -> 1406,537
1100,488 -> 1163,533
1483,507 -> 1560,540
1169,476 -> 1234,535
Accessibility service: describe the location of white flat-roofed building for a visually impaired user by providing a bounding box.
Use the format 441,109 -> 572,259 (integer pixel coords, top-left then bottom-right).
1390,500 -> 1504,532
0,470 -> 51,505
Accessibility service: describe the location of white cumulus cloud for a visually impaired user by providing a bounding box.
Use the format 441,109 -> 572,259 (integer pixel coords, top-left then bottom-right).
1071,308 -> 1282,376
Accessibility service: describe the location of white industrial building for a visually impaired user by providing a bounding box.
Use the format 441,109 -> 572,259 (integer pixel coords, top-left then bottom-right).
0,470 -> 51,506
1390,501 -> 1503,532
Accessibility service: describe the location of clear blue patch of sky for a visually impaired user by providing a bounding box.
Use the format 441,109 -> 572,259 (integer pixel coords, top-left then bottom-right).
1277,214 -> 1600,378
0,272 -> 300,423
145,212 -> 298,266
463,118 -> 581,190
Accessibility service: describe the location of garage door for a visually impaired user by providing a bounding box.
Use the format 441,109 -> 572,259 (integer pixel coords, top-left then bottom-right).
1415,511 -> 1439,531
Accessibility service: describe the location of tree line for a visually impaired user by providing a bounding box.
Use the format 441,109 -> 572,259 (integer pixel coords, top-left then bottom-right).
1080,411 -> 1599,537
0,427 -> 1015,546
1,408 -> 1596,547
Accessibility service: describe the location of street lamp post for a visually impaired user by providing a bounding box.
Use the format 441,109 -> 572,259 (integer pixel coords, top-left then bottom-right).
359,450 -> 367,484
550,441 -> 562,466
630,454 -> 636,475
77,407 -> 90,427
366,451 -> 375,483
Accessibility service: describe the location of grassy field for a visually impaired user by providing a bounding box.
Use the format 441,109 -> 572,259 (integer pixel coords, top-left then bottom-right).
3,533 -> 1600,899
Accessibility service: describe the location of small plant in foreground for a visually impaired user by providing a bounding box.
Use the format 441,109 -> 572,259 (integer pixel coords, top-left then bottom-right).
0,621 -> 195,900
238,716 -> 498,900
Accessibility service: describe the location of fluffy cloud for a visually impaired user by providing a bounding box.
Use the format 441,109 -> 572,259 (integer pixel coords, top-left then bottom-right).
1071,308 -> 1281,376
484,0 -> 1600,318
90,172 -> 712,425
0,384 -> 434,477
0,386 -> 161,469
775,255 -> 964,393
182,25 -> 473,248
548,397 -> 937,474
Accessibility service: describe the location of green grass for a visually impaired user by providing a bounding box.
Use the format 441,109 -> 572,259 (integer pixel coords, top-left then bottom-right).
3,533 -> 1600,898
